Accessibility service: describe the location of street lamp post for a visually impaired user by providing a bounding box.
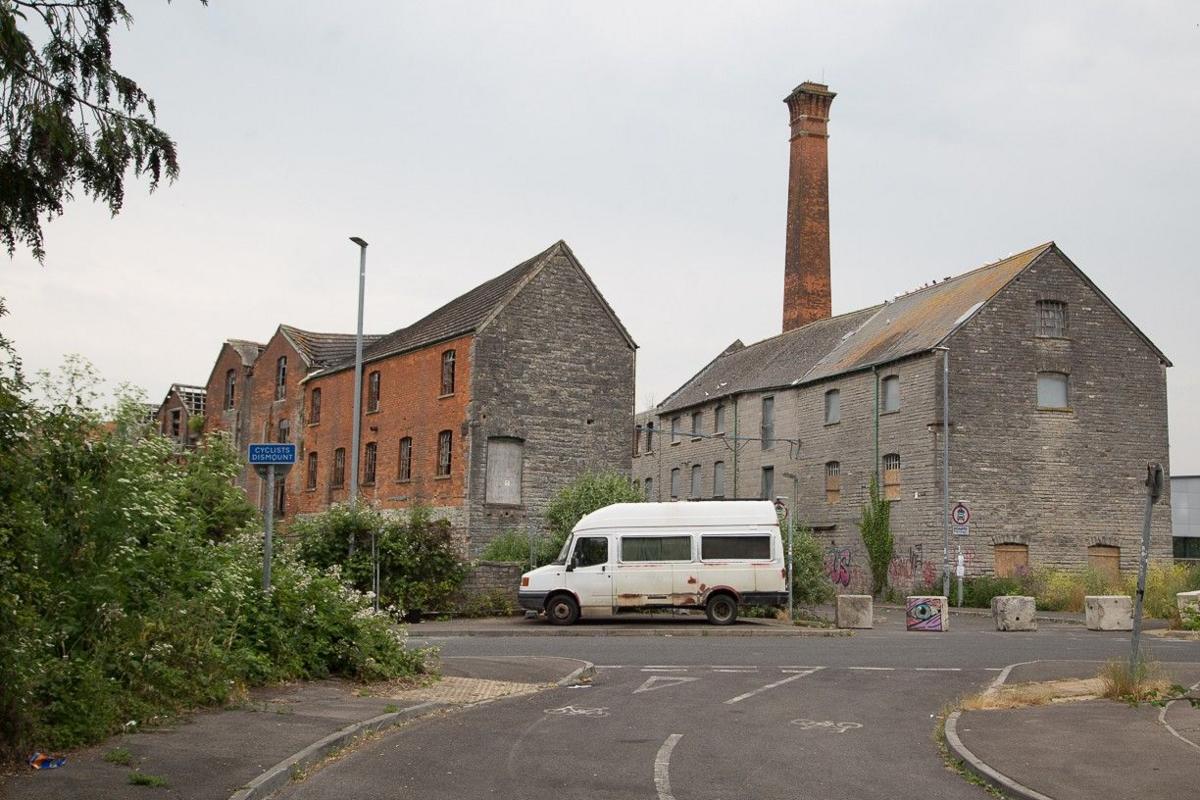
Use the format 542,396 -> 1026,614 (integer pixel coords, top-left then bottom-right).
348,237 -> 376,611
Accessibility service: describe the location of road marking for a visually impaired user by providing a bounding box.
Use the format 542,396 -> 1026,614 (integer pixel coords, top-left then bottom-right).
986,660 -> 1039,695
791,718 -> 863,734
713,668 -> 758,673
634,676 -> 700,694
847,666 -> 894,671
1158,679 -> 1200,753
913,667 -> 961,672
641,667 -> 689,673
724,667 -> 822,704
654,734 -> 683,800
544,705 -> 610,717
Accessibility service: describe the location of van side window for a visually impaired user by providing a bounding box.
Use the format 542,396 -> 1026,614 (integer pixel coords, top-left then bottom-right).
701,535 -> 771,560
621,536 -> 692,562
573,537 -> 608,568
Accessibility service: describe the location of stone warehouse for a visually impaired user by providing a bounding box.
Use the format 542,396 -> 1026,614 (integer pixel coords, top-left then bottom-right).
204,241 -> 637,555
632,82 -> 1172,591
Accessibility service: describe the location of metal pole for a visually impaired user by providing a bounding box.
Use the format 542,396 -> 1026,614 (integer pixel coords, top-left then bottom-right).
264,467 -> 274,592
956,545 -> 963,607
939,346 -> 951,598
349,237 -> 368,509
1130,464 -> 1161,674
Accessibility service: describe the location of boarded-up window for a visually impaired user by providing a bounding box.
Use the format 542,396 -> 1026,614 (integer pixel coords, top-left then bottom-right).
485,437 -> 523,505
701,535 -> 771,560
621,536 -> 692,562
670,468 -> 680,499
670,416 -> 680,443
1088,545 -> 1121,585
690,464 -> 701,498
437,430 -> 452,477
761,466 -> 774,500
825,461 -> 841,504
713,461 -> 725,498
1037,300 -> 1068,337
398,437 -> 412,481
994,543 -> 1029,578
761,396 -> 774,449
714,404 -> 725,434
363,442 -> 377,485
882,376 -> 900,413
825,389 -> 840,424
1037,372 -> 1070,409
883,453 -> 901,501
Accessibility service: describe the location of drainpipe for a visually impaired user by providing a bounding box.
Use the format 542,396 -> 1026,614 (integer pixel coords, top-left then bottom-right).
872,366 -> 880,486
935,346 -> 951,598
732,396 -> 739,499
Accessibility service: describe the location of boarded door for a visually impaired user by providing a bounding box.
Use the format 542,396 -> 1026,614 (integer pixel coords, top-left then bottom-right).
485,438 -> 523,505
994,544 -> 1029,578
1088,545 -> 1121,585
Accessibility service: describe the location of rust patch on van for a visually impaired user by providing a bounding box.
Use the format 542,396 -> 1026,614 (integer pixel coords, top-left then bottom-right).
687,576 -> 697,585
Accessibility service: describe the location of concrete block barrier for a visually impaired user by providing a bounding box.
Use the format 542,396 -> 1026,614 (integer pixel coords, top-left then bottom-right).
1177,590 -> 1200,620
836,594 -> 873,629
905,596 -> 949,631
990,595 -> 1037,631
1084,595 -> 1133,631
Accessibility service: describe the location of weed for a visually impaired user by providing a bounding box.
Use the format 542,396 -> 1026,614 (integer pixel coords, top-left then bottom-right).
1097,658 -> 1171,704
127,772 -> 169,788
103,747 -> 133,766
383,704 -> 400,714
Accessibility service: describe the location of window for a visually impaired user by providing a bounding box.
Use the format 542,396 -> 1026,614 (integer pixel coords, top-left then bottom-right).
690,464 -> 701,498
713,461 -> 725,498
274,481 -> 286,517
572,536 -> 608,568
714,403 -> 725,434
691,411 -> 702,437
670,468 -> 681,499
1037,300 -> 1068,337
170,409 -> 181,438
486,437 -> 524,505
645,422 -> 654,452
761,466 -> 774,500
761,396 -> 774,449
883,453 -> 901,501
670,416 -> 681,444
225,369 -> 236,410
882,376 -> 900,413
633,424 -> 642,456
363,442 -> 377,485
440,349 -> 456,395
825,461 -> 841,504
621,536 -> 692,562
994,543 -> 1029,578
1037,372 -> 1070,409
702,535 -> 771,560
368,370 -> 381,412
437,430 -> 452,477
310,388 -> 321,424
306,451 -> 318,489
332,448 -> 346,488
644,477 -> 653,500
277,419 -> 290,443
398,437 -> 413,481
824,389 -> 840,424
275,356 -> 287,400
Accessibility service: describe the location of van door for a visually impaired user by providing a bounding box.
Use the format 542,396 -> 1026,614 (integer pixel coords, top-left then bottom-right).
614,534 -> 693,608
567,535 -> 613,611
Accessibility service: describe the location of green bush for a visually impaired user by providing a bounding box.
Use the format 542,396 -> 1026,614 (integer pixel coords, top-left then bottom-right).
479,528 -> 560,569
457,589 -> 519,618
292,503 -> 465,612
1123,562 -> 1200,627
790,525 -> 834,607
0,331 -> 426,762
857,477 -> 893,596
545,470 -> 643,555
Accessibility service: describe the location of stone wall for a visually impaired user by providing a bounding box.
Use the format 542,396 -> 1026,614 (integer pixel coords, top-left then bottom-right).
455,560 -> 524,611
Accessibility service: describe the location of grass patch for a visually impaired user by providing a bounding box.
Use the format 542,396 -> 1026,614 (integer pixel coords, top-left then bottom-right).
1097,658 -> 1173,704
383,703 -> 400,713
103,747 -> 133,766
959,679 -> 1102,710
127,772 -> 169,788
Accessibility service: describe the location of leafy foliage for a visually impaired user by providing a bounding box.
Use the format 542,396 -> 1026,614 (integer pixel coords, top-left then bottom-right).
292,503 -> 466,612
857,476 -> 893,596
545,470 -> 643,554
1,1 -> 199,260
479,527 -> 560,569
790,525 -> 834,607
0,329 -> 426,761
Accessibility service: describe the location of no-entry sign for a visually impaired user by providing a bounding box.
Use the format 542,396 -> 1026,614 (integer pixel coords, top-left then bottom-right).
951,502 -> 971,526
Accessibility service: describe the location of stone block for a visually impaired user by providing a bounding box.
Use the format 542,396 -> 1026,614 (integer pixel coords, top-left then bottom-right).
1177,590 -> 1200,620
836,594 -> 873,629
991,595 -> 1037,631
1084,595 -> 1133,631
906,596 -> 949,631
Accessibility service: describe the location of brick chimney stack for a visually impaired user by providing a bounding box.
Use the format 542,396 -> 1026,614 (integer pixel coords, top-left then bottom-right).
782,81 -> 835,332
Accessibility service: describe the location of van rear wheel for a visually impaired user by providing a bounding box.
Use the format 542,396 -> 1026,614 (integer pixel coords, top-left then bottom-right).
705,594 -> 738,626
546,594 -> 580,626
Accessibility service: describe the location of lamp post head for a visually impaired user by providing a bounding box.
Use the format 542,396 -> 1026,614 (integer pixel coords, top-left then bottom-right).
349,236 -> 368,248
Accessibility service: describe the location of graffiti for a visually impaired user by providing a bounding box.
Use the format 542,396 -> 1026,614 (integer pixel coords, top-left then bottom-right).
824,547 -> 853,587
906,596 -> 946,631
544,705 -> 610,717
790,719 -> 863,734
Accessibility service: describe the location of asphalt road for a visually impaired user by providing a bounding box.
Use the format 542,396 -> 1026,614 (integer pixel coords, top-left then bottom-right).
276,615 -> 1200,800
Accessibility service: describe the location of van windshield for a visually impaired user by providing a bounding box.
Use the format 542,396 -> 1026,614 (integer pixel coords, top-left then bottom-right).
552,536 -> 572,565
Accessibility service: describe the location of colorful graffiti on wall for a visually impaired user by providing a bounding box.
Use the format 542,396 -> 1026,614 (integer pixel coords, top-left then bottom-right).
823,547 -> 853,588
905,596 -> 945,631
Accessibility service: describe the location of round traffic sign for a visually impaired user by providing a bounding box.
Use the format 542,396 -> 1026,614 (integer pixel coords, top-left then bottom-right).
951,502 -> 971,526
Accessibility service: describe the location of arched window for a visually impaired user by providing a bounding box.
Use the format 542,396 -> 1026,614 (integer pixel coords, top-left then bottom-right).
398,437 -> 413,481
275,356 -> 287,400
225,369 -> 236,410
362,442 -> 377,485
440,350 -> 456,395
306,451 -> 318,490
310,388 -> 321,424
368,370 -> 381,412
824,389 -> 841,424
437,430 -> 453,476
332,448 -> 346,488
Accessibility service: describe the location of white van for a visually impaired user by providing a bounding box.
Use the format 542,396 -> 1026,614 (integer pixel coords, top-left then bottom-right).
517,500 -> 787,626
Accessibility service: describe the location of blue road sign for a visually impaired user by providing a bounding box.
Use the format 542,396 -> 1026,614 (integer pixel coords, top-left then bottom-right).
248,443 -> 297,465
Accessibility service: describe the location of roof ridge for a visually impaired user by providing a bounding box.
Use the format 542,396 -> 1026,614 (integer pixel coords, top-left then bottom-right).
883,241 -> 1054,303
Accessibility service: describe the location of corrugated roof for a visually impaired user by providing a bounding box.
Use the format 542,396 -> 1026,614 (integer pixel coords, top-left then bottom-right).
658,243 -> 1055,414
280,326 -> 384,371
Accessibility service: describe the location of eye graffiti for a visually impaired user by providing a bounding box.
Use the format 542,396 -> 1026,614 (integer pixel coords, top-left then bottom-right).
906,596 -> 945,631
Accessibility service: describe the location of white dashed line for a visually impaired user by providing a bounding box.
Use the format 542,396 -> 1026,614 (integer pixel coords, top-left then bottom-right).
847,666 -> 895,671
913,667 -> 961,672
641,667 -> 689,673
724,667 -> 823,704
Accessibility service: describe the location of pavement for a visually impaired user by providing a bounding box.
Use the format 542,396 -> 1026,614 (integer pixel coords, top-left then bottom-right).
411,611 -> 849,636
1,656 -> 588,800
946,660 -> 1200,800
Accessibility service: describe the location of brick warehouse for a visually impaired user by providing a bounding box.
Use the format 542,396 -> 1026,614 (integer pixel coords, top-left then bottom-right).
631,82 -> 1172,592
204,241 -> 636,555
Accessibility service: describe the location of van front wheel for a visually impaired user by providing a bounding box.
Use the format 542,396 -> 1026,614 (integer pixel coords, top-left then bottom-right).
705,594 -> 738,626
546,594 -> 580,626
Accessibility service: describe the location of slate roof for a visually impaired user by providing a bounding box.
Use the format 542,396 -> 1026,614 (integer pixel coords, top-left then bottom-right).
279,326 -> 384,371
658,243 -> 1058,414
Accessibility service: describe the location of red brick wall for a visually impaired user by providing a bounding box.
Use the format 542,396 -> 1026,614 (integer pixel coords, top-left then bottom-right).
247,330 -> 306,512
203,343 -> 244,437
782,82 -> 835,332
293,333 -> 473,515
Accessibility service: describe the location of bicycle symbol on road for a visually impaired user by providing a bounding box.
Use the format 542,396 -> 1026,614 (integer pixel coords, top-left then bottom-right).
790,718 -> 862,734
544,705 -> 610,717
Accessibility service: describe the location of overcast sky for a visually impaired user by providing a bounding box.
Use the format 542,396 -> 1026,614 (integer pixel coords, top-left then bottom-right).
4,1 -> 1198,472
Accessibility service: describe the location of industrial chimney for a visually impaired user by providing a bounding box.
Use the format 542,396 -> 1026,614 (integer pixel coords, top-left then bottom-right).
782,81 -> 835,332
